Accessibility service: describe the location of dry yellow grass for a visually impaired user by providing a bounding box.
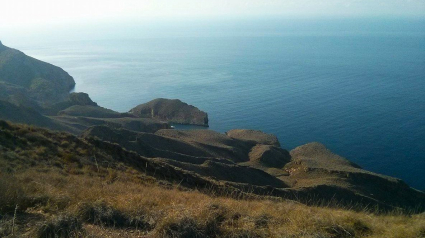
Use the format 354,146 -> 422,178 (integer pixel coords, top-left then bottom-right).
1,121 -> 424,237
1,167 -> 424,238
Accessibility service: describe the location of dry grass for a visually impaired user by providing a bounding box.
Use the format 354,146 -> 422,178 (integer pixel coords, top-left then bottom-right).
1,120 -> 424,237
0,167 -> 424,238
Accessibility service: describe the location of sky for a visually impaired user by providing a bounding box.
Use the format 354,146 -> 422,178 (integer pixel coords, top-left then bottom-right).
1,0 -> 425,28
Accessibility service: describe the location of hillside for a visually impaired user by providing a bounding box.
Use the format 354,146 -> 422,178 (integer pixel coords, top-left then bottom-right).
0,41 -> 75,106
0,121 -> 424,238
84,125 -> 425,211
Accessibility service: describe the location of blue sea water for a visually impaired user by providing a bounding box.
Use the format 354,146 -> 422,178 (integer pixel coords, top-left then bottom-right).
9,18 -> 425,190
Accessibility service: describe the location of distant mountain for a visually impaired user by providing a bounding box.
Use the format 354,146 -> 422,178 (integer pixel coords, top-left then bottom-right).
0,41 -> 75,106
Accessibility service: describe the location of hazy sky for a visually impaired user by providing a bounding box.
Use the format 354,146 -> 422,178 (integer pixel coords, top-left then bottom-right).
2,0 -> 425,28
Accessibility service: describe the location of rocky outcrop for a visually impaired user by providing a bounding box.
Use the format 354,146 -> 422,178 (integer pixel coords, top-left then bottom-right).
0,42 -> 75,106
68,92 -> 97,106
129,98 -> 209,126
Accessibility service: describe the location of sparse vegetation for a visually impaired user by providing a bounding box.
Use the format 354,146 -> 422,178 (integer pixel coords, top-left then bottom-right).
0,168 -> 424,237
1,120 -> 424,237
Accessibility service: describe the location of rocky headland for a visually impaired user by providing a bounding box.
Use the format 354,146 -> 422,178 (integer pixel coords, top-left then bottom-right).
130,98 -> 209,126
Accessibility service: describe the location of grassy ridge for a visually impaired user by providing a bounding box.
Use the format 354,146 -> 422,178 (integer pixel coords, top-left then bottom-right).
0,120 -> 424,237
1,168 -> 424,237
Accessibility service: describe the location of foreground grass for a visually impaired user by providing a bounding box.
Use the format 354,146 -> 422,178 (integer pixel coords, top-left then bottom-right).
0,121 -> 424,237
1,167 -> 424,238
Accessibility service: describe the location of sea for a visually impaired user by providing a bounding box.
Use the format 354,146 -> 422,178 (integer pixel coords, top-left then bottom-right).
6,18 -> 425,190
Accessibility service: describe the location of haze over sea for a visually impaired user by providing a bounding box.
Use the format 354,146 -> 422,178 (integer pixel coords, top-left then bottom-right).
6,18 -> 425,190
